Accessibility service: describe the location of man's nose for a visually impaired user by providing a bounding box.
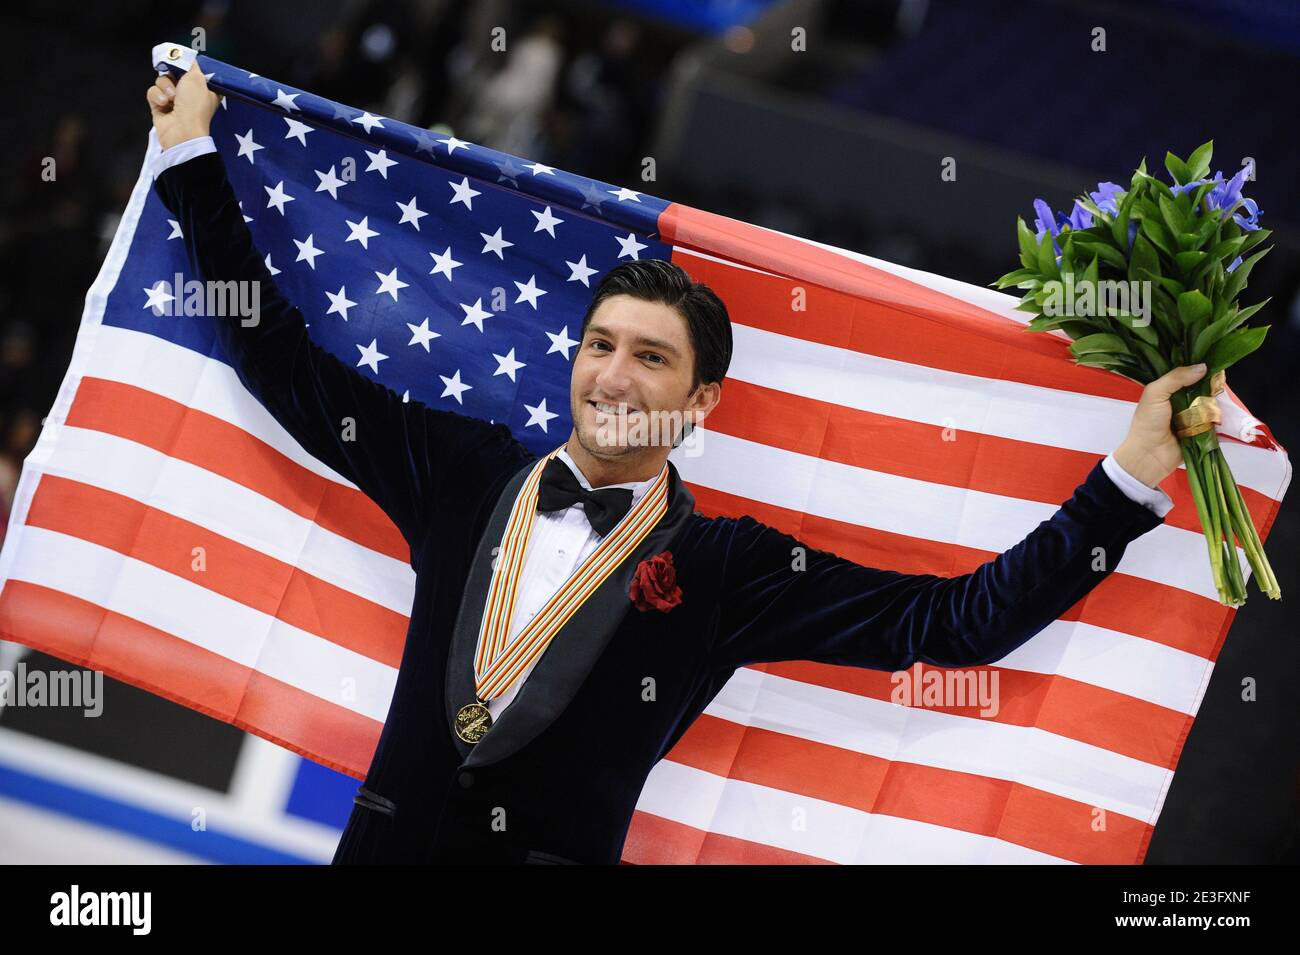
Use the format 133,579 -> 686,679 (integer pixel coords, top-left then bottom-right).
595,348 -> 634,394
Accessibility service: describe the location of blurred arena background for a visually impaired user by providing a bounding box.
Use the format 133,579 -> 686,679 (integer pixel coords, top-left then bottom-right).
0,0 -> 1295,863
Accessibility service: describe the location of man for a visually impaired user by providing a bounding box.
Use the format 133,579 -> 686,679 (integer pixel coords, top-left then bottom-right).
147,66 -> 1201,864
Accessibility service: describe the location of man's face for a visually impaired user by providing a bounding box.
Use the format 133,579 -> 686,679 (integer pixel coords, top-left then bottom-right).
569,294 -> 719,462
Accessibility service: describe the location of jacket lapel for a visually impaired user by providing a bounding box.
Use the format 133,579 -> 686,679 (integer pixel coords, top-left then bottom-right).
444,455 -> 696,768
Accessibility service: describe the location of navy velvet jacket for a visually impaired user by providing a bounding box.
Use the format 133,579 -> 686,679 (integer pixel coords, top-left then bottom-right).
154,149 -> 1165,865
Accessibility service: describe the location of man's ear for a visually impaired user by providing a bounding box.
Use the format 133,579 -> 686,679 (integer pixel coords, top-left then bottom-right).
690,380 -> 721,418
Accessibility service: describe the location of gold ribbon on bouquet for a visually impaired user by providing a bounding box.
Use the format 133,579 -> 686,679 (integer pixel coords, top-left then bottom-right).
1173,370 -> 1227,439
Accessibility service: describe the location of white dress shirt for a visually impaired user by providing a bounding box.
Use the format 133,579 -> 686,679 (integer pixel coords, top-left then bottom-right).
153,137 -> 1175,719
486,447 -> 664,720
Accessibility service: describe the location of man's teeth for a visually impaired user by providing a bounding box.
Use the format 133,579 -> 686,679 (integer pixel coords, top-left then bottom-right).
593,401 -> 635,414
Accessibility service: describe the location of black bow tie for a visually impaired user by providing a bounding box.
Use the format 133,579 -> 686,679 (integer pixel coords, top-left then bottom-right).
536,455 -> 634,536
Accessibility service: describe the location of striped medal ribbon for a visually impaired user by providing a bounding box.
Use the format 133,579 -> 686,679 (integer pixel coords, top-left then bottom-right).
453,447 -> 670,744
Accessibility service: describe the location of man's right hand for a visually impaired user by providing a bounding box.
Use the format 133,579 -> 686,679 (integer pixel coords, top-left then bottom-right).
146,62 -> 219,150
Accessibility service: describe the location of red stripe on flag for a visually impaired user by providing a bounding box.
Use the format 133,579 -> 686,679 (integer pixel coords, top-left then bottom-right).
665,713 -> 1152,864
0,580 -> 377,778
23,474 -> 408,666
706,377 -> 1277,535
65,377 -> 407,562
622,810 -> 834,864
761,658 -> 1192,769
662,207 -> 1142,399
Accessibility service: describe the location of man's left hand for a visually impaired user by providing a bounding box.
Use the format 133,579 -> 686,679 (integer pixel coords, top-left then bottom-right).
1112,364 -> 1213,489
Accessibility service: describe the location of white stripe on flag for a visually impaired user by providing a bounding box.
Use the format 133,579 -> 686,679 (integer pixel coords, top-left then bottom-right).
704,667 -> 1169,819
639,757 -> 1073,864
40,425 -> 414,612
6,527 -> 398,721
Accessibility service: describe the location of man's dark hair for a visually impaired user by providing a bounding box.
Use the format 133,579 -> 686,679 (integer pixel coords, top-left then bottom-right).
579,260 -> 732,395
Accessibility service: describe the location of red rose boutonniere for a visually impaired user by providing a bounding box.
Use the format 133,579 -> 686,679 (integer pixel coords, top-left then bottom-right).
629,550 -> 683,613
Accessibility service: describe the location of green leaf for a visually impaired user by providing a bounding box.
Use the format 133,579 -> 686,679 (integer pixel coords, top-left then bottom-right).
1134,339 -> 1171,376
1206,325 -> 1269,373
1072,238 -> 1128,270
1016,217 -> 1038,270
1207,235 -> 1247,265
1125,315 -> 1161,346
1082,253 -> 1100,289
993,267 -> 1039,289
1110,191 -> 1136,249
1164,151 -> 1192,185
1070,332 -> 1130,356
1164,196 -> 1190,237
1238,228 -> 1271,256
1186,140 -> 1213,180
1191,181 -> 1216,210
1203,259 -> 1225,301
1077,352 -> 1150,383
1229,298 -> 1270,331
1036,231 -> 1059,279
1059,232 -> 1077,276
1191,311 -> 1239,363
1060,320 -> 1100,339
1028,311 -> 1104,334
1138,216 -> 1176,257
1174,250 -> 1208,272
1128,233 -> 1160,284
1177,289 -> 1213,327
1157,277 -> 1186,298
1076,197 -> 1107,220
1223,246 -> 1271,302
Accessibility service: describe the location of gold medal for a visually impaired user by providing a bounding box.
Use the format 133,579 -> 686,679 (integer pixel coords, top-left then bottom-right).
455,446 -> 669,747
455,701 -> 492,743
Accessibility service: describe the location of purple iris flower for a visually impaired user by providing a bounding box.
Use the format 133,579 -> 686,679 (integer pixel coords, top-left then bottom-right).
1033,198 -> 1058,238
1170,177 -> 1210,197
1088,181 -> 1125,215
1168,166 -> 1264,231
1032,198 -> 1062,255
1231,196 -> 1263,231
1064,200 -> 1093,231
1207,166 -> 1247,211
1207,168 -> 1264,230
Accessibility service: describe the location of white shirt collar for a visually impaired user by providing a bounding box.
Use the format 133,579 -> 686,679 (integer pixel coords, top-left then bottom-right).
555,446 -> 664,508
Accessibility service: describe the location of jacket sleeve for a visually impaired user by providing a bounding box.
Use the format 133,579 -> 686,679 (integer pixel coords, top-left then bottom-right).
708,457 -> 1165,673
152,149 -> 530,553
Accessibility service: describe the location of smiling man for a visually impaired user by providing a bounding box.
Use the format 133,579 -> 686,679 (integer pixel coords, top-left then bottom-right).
146,65 -> 1201,864
570,287 -> 724,484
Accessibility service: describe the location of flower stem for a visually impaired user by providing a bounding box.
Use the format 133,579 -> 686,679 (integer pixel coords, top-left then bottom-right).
1209,452 -> 1246,605
1179,439 -> 1228,603
1218,453 -> 1281,598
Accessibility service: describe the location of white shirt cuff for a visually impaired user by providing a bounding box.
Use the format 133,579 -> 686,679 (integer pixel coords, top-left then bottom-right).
1102,452 -> 1174,518
151,135 -> 217,180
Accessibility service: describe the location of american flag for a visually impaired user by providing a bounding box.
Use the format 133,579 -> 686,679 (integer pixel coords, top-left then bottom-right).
0,45 -> 1290,864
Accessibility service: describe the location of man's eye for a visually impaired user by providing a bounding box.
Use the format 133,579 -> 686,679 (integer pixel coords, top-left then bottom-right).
642,353 -> 664,364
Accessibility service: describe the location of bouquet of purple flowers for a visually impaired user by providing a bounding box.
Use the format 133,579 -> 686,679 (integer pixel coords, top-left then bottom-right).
994,141 -> 1278,606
